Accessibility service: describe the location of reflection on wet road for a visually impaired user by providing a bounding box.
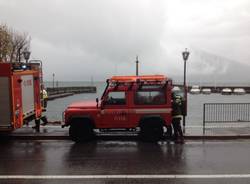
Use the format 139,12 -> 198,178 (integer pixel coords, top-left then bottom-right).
1,140 -> 250,183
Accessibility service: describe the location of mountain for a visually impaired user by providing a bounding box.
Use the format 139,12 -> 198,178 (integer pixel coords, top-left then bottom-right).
173,49 -> 250,86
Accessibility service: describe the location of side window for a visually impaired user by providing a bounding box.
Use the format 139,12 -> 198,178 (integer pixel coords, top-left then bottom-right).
105,91 -> 126,105
134,90 -> 166,105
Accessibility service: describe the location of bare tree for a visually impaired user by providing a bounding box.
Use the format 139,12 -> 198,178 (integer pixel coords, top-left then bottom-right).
10,30 -> 31,62
0,24 -> 11,62
0,24 -> 31,63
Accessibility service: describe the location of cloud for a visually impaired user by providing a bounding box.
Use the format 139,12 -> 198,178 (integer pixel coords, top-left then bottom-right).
162,0 -> 250,65
0,0 -> 249,81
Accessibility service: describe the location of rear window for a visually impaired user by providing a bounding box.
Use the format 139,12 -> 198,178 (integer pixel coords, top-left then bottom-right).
134,90 -> 166,105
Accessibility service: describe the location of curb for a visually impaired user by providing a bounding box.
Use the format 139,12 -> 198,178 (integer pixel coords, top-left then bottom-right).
184,135 -> 250,140
0,135 -> 70,141
2,135 -> 250,141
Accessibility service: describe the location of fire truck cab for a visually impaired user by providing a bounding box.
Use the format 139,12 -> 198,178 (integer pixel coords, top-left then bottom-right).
64,75 -> 175,142
0,62 -> 43,132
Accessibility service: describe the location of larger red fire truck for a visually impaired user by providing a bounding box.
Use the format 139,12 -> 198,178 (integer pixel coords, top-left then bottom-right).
0,62 -> 43,132
64,75 -> 181,142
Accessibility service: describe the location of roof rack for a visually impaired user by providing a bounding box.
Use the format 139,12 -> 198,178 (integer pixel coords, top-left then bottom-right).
110,75 -> 167,83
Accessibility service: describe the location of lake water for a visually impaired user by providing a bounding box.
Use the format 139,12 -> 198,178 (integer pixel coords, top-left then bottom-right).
45,82 -> 250,125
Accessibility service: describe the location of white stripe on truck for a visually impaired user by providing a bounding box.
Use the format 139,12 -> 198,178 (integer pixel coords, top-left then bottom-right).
101,108 -> 171,115
134,108 -> 171,114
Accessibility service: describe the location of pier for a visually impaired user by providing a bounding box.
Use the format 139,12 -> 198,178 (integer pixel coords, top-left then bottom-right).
175,85 -> 250,93
46,86 -> 96,100
199,86 -> 250,93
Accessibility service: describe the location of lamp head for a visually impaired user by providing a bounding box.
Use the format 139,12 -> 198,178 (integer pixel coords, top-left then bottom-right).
23,49 -> 31,61
182,48 -> 190,61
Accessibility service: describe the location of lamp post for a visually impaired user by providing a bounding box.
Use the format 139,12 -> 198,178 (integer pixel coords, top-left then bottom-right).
23,49 -> 31,63
135,56 -> 139,76
182,48 -> 190,134
52,73 -> 55,90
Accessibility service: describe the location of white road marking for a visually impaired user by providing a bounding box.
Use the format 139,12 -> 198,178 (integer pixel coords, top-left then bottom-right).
1,174 -> 250,179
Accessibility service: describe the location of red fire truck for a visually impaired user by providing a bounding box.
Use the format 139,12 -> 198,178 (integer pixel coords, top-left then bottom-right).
64,75 -> 177,142
0,62 -> 43,132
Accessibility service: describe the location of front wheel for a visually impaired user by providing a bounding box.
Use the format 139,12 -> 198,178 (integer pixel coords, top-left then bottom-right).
69,118 -> 95,142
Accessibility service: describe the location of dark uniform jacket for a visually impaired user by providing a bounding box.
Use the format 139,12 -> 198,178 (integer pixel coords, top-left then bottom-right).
172,100 -> 182,118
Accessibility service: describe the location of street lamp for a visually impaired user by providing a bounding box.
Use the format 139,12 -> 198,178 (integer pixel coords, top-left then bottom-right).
23,49 -> 31,63
182,48 -> 190,134
52,73 -> 55,90
135,56 -> 139,76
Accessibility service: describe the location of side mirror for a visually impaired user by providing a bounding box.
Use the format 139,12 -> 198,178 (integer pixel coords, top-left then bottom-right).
96,98 -> 99,108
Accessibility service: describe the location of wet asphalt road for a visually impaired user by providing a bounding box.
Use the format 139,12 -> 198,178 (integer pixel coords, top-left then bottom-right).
1,139 -> 250,184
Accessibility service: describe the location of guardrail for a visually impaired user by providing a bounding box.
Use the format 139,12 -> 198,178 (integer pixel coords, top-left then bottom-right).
203,103 -> 250,135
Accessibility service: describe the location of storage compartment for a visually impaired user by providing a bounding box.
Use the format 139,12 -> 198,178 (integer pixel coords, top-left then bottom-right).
0,77 -> 12,127
21,75 -> 35,116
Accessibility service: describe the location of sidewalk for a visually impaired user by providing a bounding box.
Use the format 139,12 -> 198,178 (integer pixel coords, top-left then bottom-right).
185,125 -> 250,135
2,125 -> 250,140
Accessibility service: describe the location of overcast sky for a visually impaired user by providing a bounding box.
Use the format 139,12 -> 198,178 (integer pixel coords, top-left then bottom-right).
0,0 -> 250,81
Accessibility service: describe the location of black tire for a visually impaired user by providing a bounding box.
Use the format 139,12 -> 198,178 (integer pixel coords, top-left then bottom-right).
69,118 -> 95,142
139,119 -> 163,142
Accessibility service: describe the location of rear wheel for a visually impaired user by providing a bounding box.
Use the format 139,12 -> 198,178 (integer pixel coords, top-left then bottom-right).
69,118 -> 95,142
139,119 -> 163,142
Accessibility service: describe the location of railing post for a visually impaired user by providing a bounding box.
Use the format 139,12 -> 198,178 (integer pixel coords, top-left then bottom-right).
203,103 -> 206,136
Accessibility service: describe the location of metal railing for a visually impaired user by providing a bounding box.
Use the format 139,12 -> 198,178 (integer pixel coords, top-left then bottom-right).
203,103 -> 250,135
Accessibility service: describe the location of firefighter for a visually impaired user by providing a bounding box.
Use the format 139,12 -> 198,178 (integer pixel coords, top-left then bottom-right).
166,125 -> 172,140
40,87 -> 49,126
172,94 -> 184,143
41,87 -> 48,107
32,87 -> 49,130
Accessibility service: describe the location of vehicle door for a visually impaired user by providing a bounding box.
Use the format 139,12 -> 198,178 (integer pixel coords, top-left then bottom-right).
100,91 -> 130,128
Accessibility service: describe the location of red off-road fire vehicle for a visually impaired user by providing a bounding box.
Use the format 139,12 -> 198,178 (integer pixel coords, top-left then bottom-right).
63,75 -> 176,142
